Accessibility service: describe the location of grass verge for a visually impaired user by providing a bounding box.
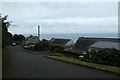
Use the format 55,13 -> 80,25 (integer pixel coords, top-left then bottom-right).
45,54 -> 120,74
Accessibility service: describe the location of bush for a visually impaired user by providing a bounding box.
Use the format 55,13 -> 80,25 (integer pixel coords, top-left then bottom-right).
57,50 -> 81,57
82,48 -> 120,66
34,40 -> 49,51
14,41 -> 22,45
27,46 -> 34,51
51,53 -> 65,57
49,45 -> 81,57
49,45 -> 64,51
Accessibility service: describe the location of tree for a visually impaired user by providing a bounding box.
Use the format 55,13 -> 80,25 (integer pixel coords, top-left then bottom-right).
1,15 -> 13,47
13,34 -> 19,41
13,34 -> 25,45
18,34 -> 25,41
13,34 -> 25,41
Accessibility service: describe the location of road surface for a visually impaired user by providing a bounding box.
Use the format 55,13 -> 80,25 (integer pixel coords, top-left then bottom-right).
2,46 -> 119,78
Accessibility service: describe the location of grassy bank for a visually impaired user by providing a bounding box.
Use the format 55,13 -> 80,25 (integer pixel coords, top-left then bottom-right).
46,54 -> 120,74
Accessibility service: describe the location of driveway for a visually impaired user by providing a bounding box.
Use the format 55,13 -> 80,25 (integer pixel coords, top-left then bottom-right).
2,46 -> 119,78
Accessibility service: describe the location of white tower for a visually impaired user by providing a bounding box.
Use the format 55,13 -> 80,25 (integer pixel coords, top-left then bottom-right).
38,25 -> 40,40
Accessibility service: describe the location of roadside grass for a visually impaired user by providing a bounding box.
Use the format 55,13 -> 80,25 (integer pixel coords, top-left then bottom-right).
46,54 -> 120,74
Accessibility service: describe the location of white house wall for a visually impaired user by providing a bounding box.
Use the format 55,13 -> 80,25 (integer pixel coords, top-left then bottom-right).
66,40 -> 74,46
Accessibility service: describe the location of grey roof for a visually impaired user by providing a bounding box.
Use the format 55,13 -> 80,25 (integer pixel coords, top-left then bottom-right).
50,38 -> 71,45
90,41 -> 120,50
73,37 -> 120,51
73,37 -> 96,51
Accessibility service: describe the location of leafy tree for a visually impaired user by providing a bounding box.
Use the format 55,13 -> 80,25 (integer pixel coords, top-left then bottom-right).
19,34 -> 25,41
13,34 -> 25,45
13,34 -> 19,41
13,34 -> 25,41
1,15 -> 13,47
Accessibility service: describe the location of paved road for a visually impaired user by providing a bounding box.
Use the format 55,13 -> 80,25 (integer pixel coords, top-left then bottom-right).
2,46 -> 119,78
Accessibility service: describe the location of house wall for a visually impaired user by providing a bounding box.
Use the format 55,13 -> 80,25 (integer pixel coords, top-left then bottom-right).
66,40 -> 74,47
89,47 -> 103,52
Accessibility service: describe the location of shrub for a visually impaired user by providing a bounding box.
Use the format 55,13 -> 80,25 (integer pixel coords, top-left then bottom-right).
82,48 -> 120,66
34,40 -> 49,51
57,50 -> 81,58
49,45 -> 64,51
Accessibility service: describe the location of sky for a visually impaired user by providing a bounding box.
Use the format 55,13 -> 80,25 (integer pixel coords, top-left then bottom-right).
1,1 -> 118,34
1,0 -> 119,2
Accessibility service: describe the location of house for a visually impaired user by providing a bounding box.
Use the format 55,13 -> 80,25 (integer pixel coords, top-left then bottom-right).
50,38 -> 74,49
73,37 -> 120,53
25,36 -> 39,44
89,41 -> 120,51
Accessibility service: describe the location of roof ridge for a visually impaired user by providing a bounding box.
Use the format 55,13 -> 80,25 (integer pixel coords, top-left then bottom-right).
79,37 -> 119,39
52,38 -> 71,40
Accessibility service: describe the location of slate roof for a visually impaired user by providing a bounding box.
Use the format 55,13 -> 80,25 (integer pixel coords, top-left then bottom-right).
90,41 -> 120,50
73,37 -> 120,51
50,38 -> 71,45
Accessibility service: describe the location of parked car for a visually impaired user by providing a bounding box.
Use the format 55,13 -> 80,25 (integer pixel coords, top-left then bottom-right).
23,43 -> 34,49
23,44 -> 29,49
23,45 -> 28,49
12,43 -> 16,46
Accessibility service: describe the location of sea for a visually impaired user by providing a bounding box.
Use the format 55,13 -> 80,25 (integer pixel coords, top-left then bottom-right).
24,33 -> 119,43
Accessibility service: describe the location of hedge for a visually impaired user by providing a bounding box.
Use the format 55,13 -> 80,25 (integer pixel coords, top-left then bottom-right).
56,50 -> 82,57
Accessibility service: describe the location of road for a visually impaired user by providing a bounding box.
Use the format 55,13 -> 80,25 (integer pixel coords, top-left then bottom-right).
2,46 -> 119,78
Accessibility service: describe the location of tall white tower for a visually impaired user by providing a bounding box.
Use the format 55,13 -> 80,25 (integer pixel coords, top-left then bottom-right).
38,25 -> 40,40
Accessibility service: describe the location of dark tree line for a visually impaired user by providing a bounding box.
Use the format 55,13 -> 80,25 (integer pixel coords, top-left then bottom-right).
33,39 -> 65,51
12,34 -> 25,45
13,34 -> 25,41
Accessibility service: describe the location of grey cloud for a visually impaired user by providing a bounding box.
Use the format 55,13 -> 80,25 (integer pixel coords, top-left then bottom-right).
2,2 -> 118,34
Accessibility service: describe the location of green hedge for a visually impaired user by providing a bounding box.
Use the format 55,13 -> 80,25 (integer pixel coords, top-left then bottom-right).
82,48 -> 120,67
49,45 -> 64,51
34,40 -> 49,51
56,50 -> 82,57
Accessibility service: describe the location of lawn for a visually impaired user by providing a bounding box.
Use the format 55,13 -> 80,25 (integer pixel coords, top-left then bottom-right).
46,54 -> 120,74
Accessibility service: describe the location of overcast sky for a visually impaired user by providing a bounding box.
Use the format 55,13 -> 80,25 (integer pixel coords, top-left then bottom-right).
1,2 -> 118,34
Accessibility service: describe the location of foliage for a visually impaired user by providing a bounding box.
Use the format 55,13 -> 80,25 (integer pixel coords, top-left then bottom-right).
12,34 -> 25,45
34,39 -> 65,51
57,50 -> 81,57
1,15 -> 13,47
1,15 -> 25,47
13,34 -> 25,41
34,39 -> 49,51
82,48 -> 120,67
49,45 -> 64,51
49,45 -> 82,57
